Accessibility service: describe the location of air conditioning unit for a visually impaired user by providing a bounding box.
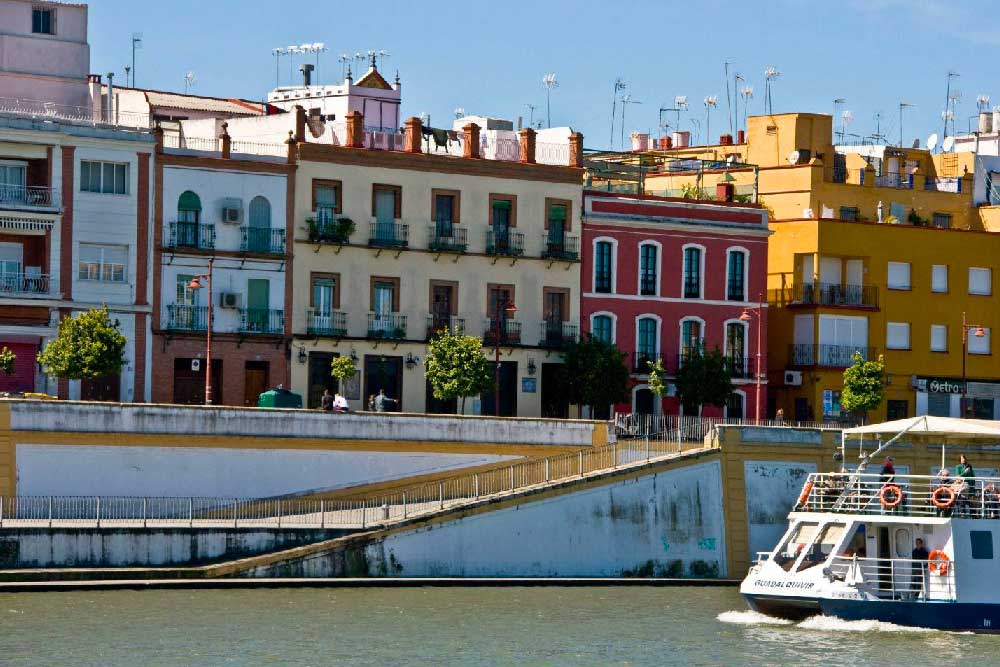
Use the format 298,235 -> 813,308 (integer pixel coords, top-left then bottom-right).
221,198 -> 243,224
220,292 -> 241,308
784,370 -> 803,386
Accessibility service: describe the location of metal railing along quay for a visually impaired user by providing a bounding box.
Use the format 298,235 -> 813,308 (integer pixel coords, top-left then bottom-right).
0,439 -> 688,531
614,412 -> 847,443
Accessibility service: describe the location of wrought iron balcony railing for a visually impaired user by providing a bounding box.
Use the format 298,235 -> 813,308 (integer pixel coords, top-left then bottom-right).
167,221 -> 215,250
0,184 -> 59,210
239,308 -> 284,335
368,312 -> 407,340
426,314 -> 465,339
368,220 -> 409,249
789,343 -> 874,368
485,228 -> 524,257
240,227 -> 285,255
482,318 -> 521,345
164,304 -> 208,331
427,225 -> 467,253
0,272 -> 49,296
307,309 -> 347,337
541,233 -> 579,260
540,321 -> 578,348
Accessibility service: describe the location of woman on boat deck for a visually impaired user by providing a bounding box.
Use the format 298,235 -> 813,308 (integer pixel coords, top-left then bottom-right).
956,455 -> 976,513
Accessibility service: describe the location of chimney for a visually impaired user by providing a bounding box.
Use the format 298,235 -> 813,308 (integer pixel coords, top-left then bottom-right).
631,132 -> 649,152
518,128 -> 536,164
294,105 -> 306,143
673,131 -> 690,148
220,122 -> 231,159
719,133 -> 733,146
716,182 -> 735,202
569,132 -> 584,168
404,116 -> 423,153
661,136 -> 673,149
300,63 -> 314,87
345,110 -> 364,148
106,71 -> 114,123
737,129 -> 746,144
462,123 -> 480,158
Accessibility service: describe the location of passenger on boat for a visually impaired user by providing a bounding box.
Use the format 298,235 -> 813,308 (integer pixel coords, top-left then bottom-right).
879,457 -> 896,483
910,538 -> 930,599
933,469 -> 953,517
955,455 -> 976,514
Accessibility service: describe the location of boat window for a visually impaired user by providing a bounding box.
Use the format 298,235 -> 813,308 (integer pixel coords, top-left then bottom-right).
797,523 -> 846,571
893,528 -> 912,558
838,524 -> 867,558
774,522 -> 818,570
971,531 -> 994,560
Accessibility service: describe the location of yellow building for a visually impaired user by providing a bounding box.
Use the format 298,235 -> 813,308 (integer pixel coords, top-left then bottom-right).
289,119 -> 583,417
598,113 -> 1000,422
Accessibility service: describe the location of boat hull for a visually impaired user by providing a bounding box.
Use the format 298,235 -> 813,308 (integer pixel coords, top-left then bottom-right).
818,598 -> 1000,632
742,593 -> 821,621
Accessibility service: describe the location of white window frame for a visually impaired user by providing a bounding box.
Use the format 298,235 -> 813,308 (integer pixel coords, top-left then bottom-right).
637,240 -> 662,297
969,327 -> 991,356
681,243 -> 706,300
887,261 -> 911,290
969,267 -> 992,296
931,265 -> 948,294
722,318 -> 749,359
591,236 -> 618,294
589,311 -> 617,344
930,324 -> 948,353
78,243 -> 128,283
80,160 -> 129,195
634,314 -> 662,368
886,322 -> 911,350
725,246 -> 750,302
679,315 -> 706,358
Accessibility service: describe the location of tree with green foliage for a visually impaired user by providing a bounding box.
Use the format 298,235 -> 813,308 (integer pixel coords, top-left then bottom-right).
329,355 -> 357,385
0,346 -> 14,376
673,348 -> 735,415
559,335 -> 629,416
841,352 -> 887,423
425,328 -> 494,414
37,307 -> 126,381
647,358 -> 668,399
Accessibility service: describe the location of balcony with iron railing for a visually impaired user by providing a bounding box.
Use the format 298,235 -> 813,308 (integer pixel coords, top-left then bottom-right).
0,184 -> 60,211
724,354 -> 755,380
166,221 -> 215,250
240,227 -> 286,255
0,272 -> 50,296
239,308 -> 284,335
368,312 -> 407,340
541,233 -> 579,261
539,321 -> 578,349
630,352 -> 663,374
426,314 -> 465,339
307,216 -> 354,244
164,304 -> 208,331
485,228 -> 524,257
773,282 -> 879,310
789,343 -> 874,368
427,225 -> 467,253
368,220 -> 409,249
307,309 -> 348,337
482,318 -> 521,345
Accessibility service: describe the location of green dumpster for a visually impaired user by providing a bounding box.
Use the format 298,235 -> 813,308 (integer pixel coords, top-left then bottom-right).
257,387 -> 303,409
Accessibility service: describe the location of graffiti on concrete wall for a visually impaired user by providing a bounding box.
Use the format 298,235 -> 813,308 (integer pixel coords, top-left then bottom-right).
743,460 -> 817,560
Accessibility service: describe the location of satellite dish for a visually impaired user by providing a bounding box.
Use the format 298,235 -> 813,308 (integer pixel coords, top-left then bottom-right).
942,136 -> 955,152
926,133 -> 938,151
788,150 -> 801,165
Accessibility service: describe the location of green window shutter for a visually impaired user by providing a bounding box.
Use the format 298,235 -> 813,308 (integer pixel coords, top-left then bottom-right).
178,190 -> 202,211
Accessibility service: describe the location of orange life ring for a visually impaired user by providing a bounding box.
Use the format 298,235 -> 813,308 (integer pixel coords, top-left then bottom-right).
928,549 -> 950,576
879,484 -> 904,509
931,486 -> 956,509
797,481 -> 814,506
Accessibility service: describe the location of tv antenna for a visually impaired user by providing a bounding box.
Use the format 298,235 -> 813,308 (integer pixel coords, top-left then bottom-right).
525,103 -> 538,130
740,85 -> 753,135
610,78 -> 626,149
542,73 -> 559,128
272,48 -> 287,87
833,98 -> 846,140
898,102 -> 914,148
124,65 -> 131,88
840,109 -> 854,144
941,71 -> 959,139
338,53 -> 351,80
704,95 -> 718,145
301,43 -> 327,85
183,71 -> 196,94
621,94 -> 642,149
131,33 -> 142,88
764,66 -> 780,114
453,107 -> 466,119
724,61 -> 734,135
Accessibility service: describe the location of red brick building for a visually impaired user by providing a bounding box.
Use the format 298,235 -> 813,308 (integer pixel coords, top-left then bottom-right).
581,191 -> 770,418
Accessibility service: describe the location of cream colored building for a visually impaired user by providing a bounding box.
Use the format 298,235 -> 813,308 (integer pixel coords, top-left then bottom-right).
289,128 -> 583,417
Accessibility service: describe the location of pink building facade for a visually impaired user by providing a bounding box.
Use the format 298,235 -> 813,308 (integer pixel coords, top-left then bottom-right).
581,192 -> 770,418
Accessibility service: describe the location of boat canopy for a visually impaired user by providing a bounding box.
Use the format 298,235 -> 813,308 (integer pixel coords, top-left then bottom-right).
844,415 -> 1000,440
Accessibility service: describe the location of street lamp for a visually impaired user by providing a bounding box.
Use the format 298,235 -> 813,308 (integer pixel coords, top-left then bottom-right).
492,298 -> 517,416
739,293 -> 765,423
187,258 -> 214,405
961,311 -> 986,418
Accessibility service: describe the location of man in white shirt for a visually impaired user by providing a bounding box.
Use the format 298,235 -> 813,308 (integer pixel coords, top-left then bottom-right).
333,392 -> 350,412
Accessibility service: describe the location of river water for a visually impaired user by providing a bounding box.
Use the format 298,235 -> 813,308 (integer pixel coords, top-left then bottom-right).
1,586 -> 996,666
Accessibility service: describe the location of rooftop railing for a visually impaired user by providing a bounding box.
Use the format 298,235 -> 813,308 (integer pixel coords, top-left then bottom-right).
797,472 -> 1000,521
924,177 -> 962,193
0,96 -> 151,129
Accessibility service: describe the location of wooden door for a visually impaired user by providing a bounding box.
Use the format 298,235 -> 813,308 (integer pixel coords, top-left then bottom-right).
244,360 -> 269,406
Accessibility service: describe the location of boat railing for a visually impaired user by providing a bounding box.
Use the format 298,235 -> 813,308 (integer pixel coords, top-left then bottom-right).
828,555 -> 956,601
797,472 -> 1000,518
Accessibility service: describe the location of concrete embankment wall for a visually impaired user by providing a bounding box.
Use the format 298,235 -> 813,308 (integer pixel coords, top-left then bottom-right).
238,451 -> 727,579
0,528 -> 346,568
0,401 -> 609,497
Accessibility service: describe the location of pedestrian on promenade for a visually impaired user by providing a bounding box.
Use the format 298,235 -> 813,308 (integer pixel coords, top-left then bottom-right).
374,389 -> 397,412
321,389 -> 334,412
333,392 -> 349,412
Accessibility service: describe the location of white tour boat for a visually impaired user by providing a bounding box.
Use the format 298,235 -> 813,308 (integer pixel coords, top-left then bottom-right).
741,416 -> 1000,632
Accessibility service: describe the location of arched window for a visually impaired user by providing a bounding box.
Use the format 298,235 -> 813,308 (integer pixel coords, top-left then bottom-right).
682,245 -> 703,299
248,196 -> 271,228
639,242 -> 660,296
246,196 -> 273,252
594,239 -> 615,293
177,191 -> 201,223
726,321 -> 748,377
680,318 -> 704,360
636,317 -> 659,370
592,314 -> 613,343
726,247 -> 749,301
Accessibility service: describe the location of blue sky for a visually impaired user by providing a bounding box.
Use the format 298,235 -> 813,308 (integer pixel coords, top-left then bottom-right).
87,0 -> 999,150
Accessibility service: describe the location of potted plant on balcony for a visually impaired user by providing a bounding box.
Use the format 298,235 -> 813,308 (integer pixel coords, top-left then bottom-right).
335,217 -> 355,242
392,325 -> 407,340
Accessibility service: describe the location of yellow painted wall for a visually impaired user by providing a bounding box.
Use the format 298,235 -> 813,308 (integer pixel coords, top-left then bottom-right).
293,155 -> 582,416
